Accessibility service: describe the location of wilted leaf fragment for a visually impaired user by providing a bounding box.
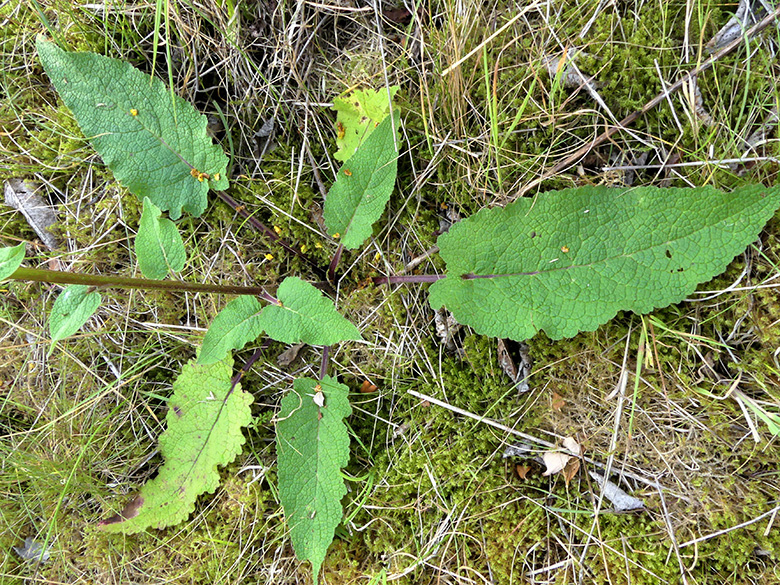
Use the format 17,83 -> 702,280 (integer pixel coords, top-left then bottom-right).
0,244 -> 25,281
323,115 -> 399,249
49,285 -> 101,342
5,179 -> 59,249
136,197 -> 186,279
258,277 -> 361,345
100,356 -> 253,533
13,537 -> 51,563
277,376 -> 352,581
37,37 -> 228,219
333,86 -> 398,161
589,471 -> 645,512
430,185 -> 780,341
198,295 -> 264,365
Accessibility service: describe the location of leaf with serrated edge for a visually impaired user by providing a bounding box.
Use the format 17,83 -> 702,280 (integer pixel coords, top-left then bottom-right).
99,356 -> 253,533
198,296 -> 264,365
430,185 -> 780,341
49,285 -> 101,342
276,376 -> 351,581
323,115 -> 398,249
136,197 -> 186,279
0,244 -> 25,281
333,86 -> 398,162
258,277 -> 361,345
37,37 -> 228,219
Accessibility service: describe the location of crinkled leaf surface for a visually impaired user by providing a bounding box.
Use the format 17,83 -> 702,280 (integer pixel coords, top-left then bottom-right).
333,86 -> 398,161
198,295 -> 264,365
49,285 -> 101,342
37,37 -> 228,219
429,184 -> 780,340
323,115 -> 399,249
276,376 -> 351,581
136,197 -> 186,279
99,356 -> 253,533
0,244 -> 25,281
257,277 -> 361,345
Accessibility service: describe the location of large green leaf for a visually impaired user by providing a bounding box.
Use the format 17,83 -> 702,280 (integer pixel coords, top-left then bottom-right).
49,285 -> 101,343
99,356 -> 253,533
198,295 -> 264,365
323,114 -> 399,249
37,37 -> 228,219
135,197 -> 186,279
0,244 -> 25,281
276,376 -> 351,583
429,184 -> 780,341
257,277 -> 361,345
333,86 -> 398,162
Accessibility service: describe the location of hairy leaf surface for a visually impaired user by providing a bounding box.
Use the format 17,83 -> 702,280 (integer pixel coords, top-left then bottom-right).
99,356 -> 252,533
136,197 -> 186,279
429,185 -> 780,340
0,244 -> 25,280
49,285 -> 101,342
257,277 -> 361,345
198,295 -> 264,365
276,376 -> 351,581
37,38 -> 228,219
323,115 -> 398,249
333,86 -> 398,161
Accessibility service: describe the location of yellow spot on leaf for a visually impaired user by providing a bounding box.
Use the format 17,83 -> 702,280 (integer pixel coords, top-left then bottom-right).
130,109 -> 138,116
332,233 -> 340,239
273,225 -> 282,234
561,246 -> 570,253
214,173 -> 220,181
191,168 -> 200,178
343,169 -> 352,176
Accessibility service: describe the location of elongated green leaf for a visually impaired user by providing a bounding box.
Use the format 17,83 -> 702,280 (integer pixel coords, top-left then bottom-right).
323,115 -> 398,249
49,285 -> 101,342
37,37 -> 228,219
258,277 -> 361,345
198,295 -> 264,365
0,244 -> 25,281
333,86 -> 398,162
136,197 -> 186,279
99,356 -> 253,533
429,184 -> 780,341
276,376 -> 351,582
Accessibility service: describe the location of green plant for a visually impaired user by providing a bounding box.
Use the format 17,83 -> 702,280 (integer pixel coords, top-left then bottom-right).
3,37 -> 780,584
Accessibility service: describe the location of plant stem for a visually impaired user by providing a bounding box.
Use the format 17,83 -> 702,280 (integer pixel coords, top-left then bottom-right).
327,243 -> 343,283
319,345 -> 330,380
372,274 -> 445,285
10,267 -> 272,296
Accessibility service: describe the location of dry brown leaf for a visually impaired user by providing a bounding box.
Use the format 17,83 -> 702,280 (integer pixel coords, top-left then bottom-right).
359,380 -> 378,393
542,451 -> 571,476
515,464 -> 532,480
562,457 -> 580,486
277,343 -> 305,367
551,391 -> 566,412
